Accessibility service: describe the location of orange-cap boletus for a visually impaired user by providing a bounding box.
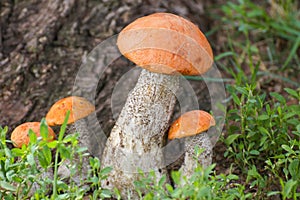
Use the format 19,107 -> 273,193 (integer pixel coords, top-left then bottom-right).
46,96 -> 95,186
11,122 -> 55,148
46,96 -> 95,126
168,110 -> 215,140
168,110 -> 215,179
101,13 -> 214,198
117,12 -> 213,75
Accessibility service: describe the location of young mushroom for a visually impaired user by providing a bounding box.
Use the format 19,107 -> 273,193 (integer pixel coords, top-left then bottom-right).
46,96 -> 95,185
46,96 -> 95,126
10,122 -> 55,196
101,13 -> 213,198
11,122 -> 55,148
168,110 -> 215,179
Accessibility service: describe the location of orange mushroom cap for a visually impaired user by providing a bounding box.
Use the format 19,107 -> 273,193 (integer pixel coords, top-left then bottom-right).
11,122 -> 55,148
46,96 -> 95,126
117,13 -> 213,75
168,110 -> 215,140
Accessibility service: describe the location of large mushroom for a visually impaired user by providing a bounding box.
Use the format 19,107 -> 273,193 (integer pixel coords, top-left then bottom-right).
101,13 -> 213,198
168,110 -> 215,178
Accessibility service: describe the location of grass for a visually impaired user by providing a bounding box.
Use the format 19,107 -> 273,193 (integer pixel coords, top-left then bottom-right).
1,0 -> 300,199
213,0 -> 300,199
0,119 -> 112,199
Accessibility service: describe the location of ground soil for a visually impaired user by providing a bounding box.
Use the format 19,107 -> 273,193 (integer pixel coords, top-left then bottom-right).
0,0 -> 230,175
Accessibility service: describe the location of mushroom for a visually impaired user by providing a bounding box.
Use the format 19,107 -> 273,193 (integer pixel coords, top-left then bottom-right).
46,96 -> 95,126
46,96 -> 95,185
168,110 -> 215,178
10,122 -> 55,196
11,122 -> 55,148
101,13 -> 213,198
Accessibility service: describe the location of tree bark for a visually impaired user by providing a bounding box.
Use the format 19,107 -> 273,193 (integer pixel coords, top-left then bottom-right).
101,69 -> 179,198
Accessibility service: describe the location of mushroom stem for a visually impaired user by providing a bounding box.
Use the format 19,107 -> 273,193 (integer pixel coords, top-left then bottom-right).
180,132 -> 212,179
101,69 -> 179,198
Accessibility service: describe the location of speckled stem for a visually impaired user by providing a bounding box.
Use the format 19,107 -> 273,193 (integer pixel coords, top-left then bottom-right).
57,115 -> 105,187
179,132 -> 212,179
101,69 -> 179,198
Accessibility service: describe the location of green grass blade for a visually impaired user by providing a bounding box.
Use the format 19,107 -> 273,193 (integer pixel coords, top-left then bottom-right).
282,35 -> 300,70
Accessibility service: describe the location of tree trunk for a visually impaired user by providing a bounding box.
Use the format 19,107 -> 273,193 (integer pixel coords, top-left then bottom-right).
101,69 -> 179,198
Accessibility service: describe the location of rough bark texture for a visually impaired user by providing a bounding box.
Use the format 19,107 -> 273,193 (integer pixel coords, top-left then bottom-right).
1,0 -> 217,197
1,0 -> 213,153
180,132 -> 212,178
101,69 -> 179,198
0,0 -> 213,130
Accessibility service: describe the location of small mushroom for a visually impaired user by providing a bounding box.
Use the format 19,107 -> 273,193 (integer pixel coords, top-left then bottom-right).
101,13 -> 213,198
46,96 -> 95,126
168,110 -> 215,178
10,122 -> 54,196
11,122 -> 55,148
46,96 -> 95,186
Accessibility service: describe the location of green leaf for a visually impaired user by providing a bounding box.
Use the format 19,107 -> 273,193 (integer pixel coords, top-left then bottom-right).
215,51 -> 237,61
282,35 -> 300,70
11,148 -> 24,157
62,134 -> 77,143
288,159 -> 300,180
284,112 -> 298,120
259,135 -> 268,147
225,134 -> 240,145
227,173 -> 239,180
267,191 -> 281,197
282,145 -> 295,154
100,189 -> 112,198
27,154 -> 36,166
0,181 -> 16,191
58,145 -> 71,159
41,146 -> 52,167
284,88 -> 299,98
40,118 -> 49,140
283,179 -> 297,199
235,86 -> 248,95
171,188 -> 182,198
257,115 -> 269,120
76,147 -> 88,153
165,183 -> 174,193
57,180 -> 69,191
58,111 -> 70,141
158,174 -> 166,186
270,92 -> 286,103
258,127 -> 269,136
28,129 -> 37,144
100,166 -> 112,177
249,150 -> 260,155
231,93 -> 241,105
171,171 -> 181,185
4,147 -> 11,158
143,193 -> 154,200
47,140 -> 58,148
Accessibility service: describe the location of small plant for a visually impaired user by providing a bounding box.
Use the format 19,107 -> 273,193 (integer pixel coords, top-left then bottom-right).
224,84 -> 300,198
0,112 -> 112,199
212,0 -> 300,198
134,147 -> 250,200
